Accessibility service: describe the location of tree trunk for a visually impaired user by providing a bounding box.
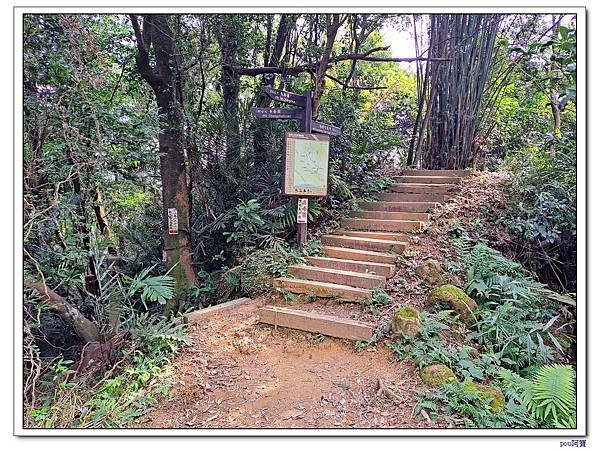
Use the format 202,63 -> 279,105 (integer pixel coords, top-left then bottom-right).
130,14 -> 196,313
217,17 -> 242,167
547,15 -> 563,158
24,278 -> 101,343
549,91 -> 561,157
92,185 -> 122,335
413,80 -> 436,168
312,14 -> 342,118
65,149 -> 98,293
222,68 -> 241,166
420,14 -> 499,169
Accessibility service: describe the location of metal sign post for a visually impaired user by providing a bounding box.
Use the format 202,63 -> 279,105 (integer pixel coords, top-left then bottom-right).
250,87 -> 340,249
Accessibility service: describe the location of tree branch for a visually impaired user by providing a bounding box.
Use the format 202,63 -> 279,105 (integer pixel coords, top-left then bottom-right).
228,45 -> 449,77
128,14 -> 159,88
325,73 -> 387,90
313,14 -> 343,115
24,278 -> 101,343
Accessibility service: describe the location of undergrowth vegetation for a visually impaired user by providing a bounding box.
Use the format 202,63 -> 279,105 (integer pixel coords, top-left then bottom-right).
27,311 -> 188,428
393,236 -> 576,429
502,147 -> 576,292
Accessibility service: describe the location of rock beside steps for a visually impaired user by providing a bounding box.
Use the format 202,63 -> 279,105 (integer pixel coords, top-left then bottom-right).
259,169 -> 471,339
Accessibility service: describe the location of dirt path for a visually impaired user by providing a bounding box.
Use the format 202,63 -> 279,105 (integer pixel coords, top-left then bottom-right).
136,297 -> 428,429
136,173 -> 486,429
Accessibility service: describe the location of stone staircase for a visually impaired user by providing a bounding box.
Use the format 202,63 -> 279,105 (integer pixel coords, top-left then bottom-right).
259,169 -> 470,340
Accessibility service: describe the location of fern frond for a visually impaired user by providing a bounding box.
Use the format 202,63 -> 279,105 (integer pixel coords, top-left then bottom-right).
259,234 -> 288,253
529,364 -> 575,425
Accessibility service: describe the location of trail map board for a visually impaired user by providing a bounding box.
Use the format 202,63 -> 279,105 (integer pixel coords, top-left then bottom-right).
250,87 -> 339,248
283,132 -> 330,197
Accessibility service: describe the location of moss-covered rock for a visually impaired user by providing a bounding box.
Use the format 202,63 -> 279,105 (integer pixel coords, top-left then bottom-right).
427,284 -> 478,326
420,363 -> 457,387
463,381 -> 506,413
415,259 -> 445,285
391,306 -> 421,338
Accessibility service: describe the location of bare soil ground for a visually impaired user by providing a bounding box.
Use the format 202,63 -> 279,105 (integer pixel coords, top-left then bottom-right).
136,296 -> 428,429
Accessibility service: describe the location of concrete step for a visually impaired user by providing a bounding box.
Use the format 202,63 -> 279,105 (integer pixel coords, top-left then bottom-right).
350,210 -> 430,221
321,246 -> 398,265
394,175 -> 461,184
358,201 -> 440,212
321,234 -> 407,253
389,183 -> 456,194
340,218 -> 423,233
376,192 -> 447,203
273,277 -> 371,302
259,306 -> 375,340
402,169 -> 471,177
334,230 -> 407,241
287,264 -> 386,289
306,256 -> 396,278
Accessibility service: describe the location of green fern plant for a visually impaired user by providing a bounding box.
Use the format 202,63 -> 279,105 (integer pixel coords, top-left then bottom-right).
124,265 -> 174,308
329,170 -> 354,200
499,364 -> 576,428
521,364 -> 576,428
464,243 -> 524,285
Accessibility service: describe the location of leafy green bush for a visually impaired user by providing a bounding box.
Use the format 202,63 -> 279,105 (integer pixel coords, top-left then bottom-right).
503,146 -> 576,291
415,380 -> 530,428
389,310 -> 456,369
390,310 -> 499,382
235,240 -> 323,298
224,198 -> 265,246
364,286 -> 391,316
398,238 -> 574,429
470,303 -> 559,370
237,249 -> 282,297
123,265 -> 175,308
129,312 -> 190,361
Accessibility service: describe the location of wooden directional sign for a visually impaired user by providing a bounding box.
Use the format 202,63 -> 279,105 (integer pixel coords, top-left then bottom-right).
251,107 -> 304,120
264,87 -> 306,107
311,120 -> 342,136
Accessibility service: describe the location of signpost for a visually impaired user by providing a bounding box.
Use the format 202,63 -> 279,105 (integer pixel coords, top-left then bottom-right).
250,107 -> 304,120
283,132 -> 330,197
297,198 -> 308,224
311,120 -> 341,136
251,88 -> 340,248
264,86 -> 306,107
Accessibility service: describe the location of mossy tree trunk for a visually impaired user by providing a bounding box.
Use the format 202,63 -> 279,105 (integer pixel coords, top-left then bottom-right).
130,14 -> 197,313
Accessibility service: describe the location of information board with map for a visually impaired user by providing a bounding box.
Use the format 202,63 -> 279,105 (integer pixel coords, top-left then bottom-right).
283,132 -> 330,197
